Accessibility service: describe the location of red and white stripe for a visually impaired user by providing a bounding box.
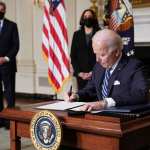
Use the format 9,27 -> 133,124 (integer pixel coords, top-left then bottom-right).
109,15 -> 119,31
42,0 -> 70,92
109,0 -> 120,31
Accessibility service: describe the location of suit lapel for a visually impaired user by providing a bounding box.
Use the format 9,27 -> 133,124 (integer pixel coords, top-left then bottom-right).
0,19 -> 7,36
107,55 -> 128,95
98,68 -> 105,87
96,66 -> 105,93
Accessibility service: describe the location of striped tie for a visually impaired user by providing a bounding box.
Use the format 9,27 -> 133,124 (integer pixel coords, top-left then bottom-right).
101,69 -> 111,98
0,21 -> 2,33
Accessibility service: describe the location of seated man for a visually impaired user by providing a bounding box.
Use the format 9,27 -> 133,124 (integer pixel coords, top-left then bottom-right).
66,29 -> 149,111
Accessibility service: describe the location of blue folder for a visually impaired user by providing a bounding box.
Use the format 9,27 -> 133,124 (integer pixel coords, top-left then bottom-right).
103,103 -> 150,113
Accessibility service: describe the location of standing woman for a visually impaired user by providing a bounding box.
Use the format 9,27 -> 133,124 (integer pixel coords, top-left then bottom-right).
70,9 -> 100,90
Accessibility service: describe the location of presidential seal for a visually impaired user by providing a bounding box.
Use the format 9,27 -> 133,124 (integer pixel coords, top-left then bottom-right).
30,111 -> 62,150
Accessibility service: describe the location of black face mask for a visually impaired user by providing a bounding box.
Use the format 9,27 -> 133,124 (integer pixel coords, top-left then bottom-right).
83,18 -> 95,28
0,12 -> 5,20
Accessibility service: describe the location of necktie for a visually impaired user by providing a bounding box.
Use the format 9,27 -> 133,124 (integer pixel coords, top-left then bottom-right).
0,21 -> 2,33
101,69 -> 111,98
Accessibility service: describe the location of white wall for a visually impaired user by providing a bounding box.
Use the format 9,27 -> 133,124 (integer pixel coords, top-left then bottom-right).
133,7 -> 150,43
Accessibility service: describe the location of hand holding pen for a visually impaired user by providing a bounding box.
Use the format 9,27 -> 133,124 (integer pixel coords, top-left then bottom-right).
66,85 -> 78,102
68,85 -> 72,97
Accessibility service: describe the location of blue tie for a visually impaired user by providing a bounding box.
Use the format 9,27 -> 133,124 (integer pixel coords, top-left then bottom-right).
0,21 -> 2,33
101,69 -> 111,98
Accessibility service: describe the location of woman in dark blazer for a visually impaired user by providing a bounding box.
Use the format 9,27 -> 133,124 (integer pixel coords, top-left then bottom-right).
70,9 -> 100,90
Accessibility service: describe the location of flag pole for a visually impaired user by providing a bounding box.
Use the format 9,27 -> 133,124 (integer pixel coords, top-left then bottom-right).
53,92 -> 57,100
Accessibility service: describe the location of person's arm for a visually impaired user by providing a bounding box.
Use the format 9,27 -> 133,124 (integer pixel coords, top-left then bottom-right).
77,65 -> 98,101
113,64 -> 149,106
78,63 -> 149,111
5,23 -> 19,60
64,75 -> 97,102
64,64 -> 98,102
79,101 -> 106,111
70,32 -> 80,77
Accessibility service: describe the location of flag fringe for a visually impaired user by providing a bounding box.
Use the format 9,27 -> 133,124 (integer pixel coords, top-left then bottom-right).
48,75 -> 71,93
42,49 -> 48,63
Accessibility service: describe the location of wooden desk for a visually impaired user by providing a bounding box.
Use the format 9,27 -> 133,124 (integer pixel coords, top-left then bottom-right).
0,102 -> 150,150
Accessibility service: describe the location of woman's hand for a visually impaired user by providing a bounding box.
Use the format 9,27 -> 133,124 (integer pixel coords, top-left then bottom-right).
78,72 -> 92,80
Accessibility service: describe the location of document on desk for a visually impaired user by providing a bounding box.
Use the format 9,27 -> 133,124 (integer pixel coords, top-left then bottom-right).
36,101 -> 86,111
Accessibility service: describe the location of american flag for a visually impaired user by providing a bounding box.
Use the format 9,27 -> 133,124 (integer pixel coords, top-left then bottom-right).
104,0 -> 134,55
42,0 -> 70,92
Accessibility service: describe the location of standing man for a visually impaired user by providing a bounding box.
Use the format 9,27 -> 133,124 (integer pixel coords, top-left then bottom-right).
66,29 -> 148,111
0,1 -> 19,127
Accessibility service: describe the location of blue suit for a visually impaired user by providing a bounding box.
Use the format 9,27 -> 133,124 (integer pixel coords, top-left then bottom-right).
78,55 -> 149,106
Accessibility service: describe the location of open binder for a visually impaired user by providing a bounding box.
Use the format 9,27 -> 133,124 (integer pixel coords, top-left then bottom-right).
96,103 -> 150,118
103,103 -> 150,113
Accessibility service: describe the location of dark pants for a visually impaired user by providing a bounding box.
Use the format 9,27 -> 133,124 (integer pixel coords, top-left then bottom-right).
0,67 -> 16,112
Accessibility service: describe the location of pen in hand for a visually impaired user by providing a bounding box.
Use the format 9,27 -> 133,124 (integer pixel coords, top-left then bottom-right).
68,85 -> 72,97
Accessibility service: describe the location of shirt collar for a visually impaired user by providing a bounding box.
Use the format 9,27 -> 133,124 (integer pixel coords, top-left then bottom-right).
109,54 -> 122,74
0,19 -> 4,28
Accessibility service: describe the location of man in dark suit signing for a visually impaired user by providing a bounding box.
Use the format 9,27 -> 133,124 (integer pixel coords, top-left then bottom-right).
0,1 -> 19,127
66,29 -> 148,111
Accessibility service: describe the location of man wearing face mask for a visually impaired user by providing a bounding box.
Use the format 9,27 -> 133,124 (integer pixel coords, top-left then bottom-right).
0,1 -> 19,129
70,9 -> 100,90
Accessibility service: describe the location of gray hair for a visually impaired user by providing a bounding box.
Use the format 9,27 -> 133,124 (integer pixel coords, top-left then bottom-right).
92,29 -> 123,52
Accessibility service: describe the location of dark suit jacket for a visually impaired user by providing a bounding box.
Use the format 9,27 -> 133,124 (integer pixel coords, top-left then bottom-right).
78,55 -> 149,106
70,29 -> 97,76
0,18 -> 19,72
